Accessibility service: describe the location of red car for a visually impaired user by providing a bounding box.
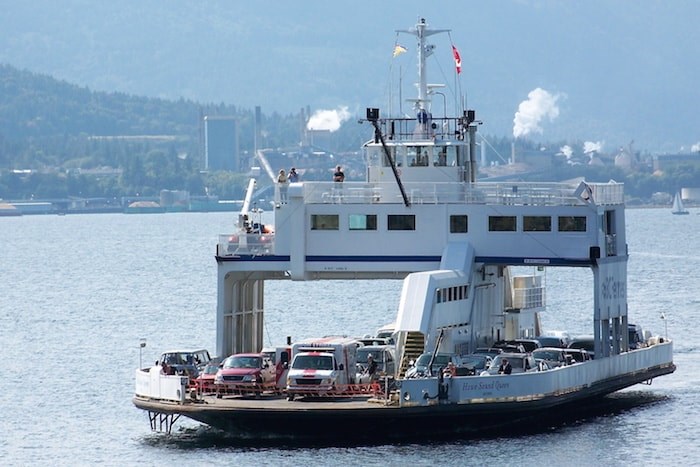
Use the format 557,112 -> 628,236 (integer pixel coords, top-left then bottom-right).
193,361 -> 220,393
215,353 -> 276,397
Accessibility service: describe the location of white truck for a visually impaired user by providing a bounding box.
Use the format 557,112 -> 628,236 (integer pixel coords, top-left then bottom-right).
286,336 -> 359,400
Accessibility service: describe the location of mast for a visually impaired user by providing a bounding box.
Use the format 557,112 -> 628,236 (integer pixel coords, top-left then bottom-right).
396,18 -> 450,112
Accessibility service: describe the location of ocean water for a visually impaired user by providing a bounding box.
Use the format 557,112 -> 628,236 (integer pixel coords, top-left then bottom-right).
1,208 -> 699,466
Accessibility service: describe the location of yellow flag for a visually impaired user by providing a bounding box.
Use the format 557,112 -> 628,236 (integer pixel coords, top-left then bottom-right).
393,44 -> 407,58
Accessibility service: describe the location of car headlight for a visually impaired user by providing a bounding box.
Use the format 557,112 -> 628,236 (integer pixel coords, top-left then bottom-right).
215,375 -> 223,383
242,374 -> 255,382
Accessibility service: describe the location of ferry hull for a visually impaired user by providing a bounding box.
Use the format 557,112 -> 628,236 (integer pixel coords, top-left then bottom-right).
133,361 -> 674,440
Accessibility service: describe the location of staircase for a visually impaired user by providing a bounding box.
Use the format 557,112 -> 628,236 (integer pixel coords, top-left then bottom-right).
398,331 -> 426,378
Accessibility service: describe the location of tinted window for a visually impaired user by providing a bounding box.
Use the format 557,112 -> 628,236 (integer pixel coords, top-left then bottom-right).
388,214 -> 415,230
311,214 -> 339,230
489,216 -> 516,231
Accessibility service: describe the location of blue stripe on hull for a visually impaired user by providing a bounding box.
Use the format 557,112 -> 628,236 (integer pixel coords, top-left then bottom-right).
217,254 -> 594,267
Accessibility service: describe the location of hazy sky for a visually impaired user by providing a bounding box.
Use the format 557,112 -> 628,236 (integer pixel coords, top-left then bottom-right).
2,1 -> 699,152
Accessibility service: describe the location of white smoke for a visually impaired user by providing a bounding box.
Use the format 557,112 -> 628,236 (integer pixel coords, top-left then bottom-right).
583,141 -> 604,154
558,145 -> 573,159
691,142 -> 700,153
513,88 -> 561,138
306,106 -> 351,132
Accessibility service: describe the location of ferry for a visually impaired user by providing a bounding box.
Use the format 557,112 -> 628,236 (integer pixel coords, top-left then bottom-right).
133,18 -> 675,440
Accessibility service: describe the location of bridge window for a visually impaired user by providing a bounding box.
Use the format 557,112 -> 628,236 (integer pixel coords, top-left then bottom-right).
558,216 -> 587,232
349,214 -> 377,230
310,214 -> 339,230
388,214 -> 415,231
489,216 -> 517,231
450,215 -> 468,233
523,216 -> 551,232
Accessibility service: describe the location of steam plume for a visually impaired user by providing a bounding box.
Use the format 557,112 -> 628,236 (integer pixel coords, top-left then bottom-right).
307,106 -> 351,132
513,88 -> 561,138
583,141 -> 603,154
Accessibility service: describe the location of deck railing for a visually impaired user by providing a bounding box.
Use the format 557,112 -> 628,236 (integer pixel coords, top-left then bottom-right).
292,181 -> 623,206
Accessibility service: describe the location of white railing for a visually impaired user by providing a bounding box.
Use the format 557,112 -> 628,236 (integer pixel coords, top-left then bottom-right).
217,233 -> 275,256
134,367 -> 189,403
296,181 -> 622,206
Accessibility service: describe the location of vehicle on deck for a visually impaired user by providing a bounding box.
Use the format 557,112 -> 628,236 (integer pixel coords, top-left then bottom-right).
628,324 -> 647,349
532,347 -> 571,368
473,347 -> 504,358
535,334 -> 570,348
356,345 -> 396,383
405,352 -> 455,378
159,349 -> 211,378
568,336 -> 596,359
193,359 -> 220,393
286,336 -> 359,400
215,353 -> 276,397
261,345 -> 292,391
562,348 -> 591,363
455,354 -> 493,375
375,322 -> 396,344
494,339 -> 541,353
483,353 -> 542,375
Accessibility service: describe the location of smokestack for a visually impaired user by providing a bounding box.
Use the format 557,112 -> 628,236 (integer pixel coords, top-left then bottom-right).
480,141 -> 486,167
511,141 -> 516,164
254,106 -> 261,152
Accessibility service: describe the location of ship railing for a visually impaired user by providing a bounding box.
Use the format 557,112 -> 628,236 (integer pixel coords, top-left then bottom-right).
300,181 -> 616,206
372,116 -> 465,142
134,368 -> 189,403
217,232 -> 275,257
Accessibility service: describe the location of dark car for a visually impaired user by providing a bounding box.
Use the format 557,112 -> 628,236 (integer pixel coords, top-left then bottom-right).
406,352 -> 455,378
494,339 -> 542,353
563,348 -> 591,363
455,354 -> 493,375
536,335 -> 570,348
159,349 -> 212,378
567,336 -> 596,359
532,347 -> 570,368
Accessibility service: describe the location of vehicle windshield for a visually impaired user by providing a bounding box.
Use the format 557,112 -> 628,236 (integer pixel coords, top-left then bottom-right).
415,353 -> 451,368
533,350 -> 563,361
292,354 -> 334,370
202,363 -> 219,375
492,356 -> 524,369
537,337 -> 563,347
224,356 -> 261,369
461,355 -> 488,369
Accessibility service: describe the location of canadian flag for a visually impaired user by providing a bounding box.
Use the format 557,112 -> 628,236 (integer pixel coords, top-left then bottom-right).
452,45 -> 462,74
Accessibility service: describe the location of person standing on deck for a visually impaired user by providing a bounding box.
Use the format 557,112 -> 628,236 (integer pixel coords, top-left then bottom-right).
333,165 -> 345,182
277,169 -> 288,205
288,167 -> 299,183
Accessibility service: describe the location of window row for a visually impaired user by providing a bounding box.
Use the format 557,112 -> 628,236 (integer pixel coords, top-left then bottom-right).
436,285 -> 469,304
311,214 -> 587,233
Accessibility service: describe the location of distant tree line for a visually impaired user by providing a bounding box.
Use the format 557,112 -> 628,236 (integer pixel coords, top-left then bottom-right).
1,64 -> 698,202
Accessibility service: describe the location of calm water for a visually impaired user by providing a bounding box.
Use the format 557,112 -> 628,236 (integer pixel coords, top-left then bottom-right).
1,208 -> 699,466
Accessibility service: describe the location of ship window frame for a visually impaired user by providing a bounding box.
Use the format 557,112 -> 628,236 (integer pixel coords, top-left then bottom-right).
558,216 -> 587,232
388,214 -> 416,231
450,215 -> 468,233
310,214 -> 339,230
348,214 -> 378,231
523,216 -> 552,232
488,216 -> 517,232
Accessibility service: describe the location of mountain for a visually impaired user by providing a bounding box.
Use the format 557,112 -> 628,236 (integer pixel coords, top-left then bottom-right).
2,1 -> 699,153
